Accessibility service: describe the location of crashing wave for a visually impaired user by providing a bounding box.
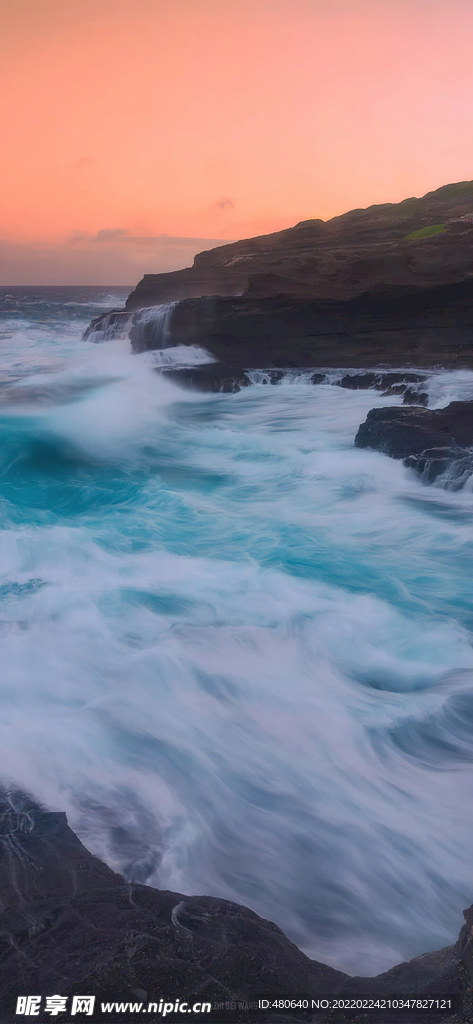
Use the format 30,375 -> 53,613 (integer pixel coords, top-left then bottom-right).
129,302 -> 178,353
83,310 -> 133,344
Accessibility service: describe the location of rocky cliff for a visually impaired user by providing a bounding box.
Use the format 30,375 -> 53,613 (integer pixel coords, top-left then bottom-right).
0,794 -> 471,1023
125,181 -> 473,310
138,278 -> 473,372
79,182 -> 473,375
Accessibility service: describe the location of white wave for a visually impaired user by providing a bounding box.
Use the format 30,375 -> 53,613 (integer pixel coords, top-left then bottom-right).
149,345 -> 216,367
64,294 -> 128,308
1,350 -> 473,977
423,369 -> 473,407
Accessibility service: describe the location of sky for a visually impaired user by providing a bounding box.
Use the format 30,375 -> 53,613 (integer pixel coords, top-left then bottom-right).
1,0 -> 473,284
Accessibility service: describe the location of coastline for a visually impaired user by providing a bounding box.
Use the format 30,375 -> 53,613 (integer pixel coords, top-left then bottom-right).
0,796 -> 469,1024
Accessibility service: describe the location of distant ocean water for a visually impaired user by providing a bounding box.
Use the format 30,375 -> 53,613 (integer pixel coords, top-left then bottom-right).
1,285 -> 473,976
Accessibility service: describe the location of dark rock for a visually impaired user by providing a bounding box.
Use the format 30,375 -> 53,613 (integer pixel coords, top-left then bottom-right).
85,278 -> 473,377
354,401 -> 473,488
161,363 -> 249,393
125,267 -> 247,309
135,281 -> 473,371
1,794 -> 472,1022
354,401 -> 473,459
404,448 -> 473,486
402,387 -> 430,405
159,366 -> 325,393
83,310 -> 132,343
0,794 -> 347,1023
336,372 -> 424,391
382,383 -> 409,396
338,372 -> 387,390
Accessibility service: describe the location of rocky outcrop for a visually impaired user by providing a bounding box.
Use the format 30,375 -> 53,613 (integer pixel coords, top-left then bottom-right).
83,310 -> 133,343
82,182 -> 473,374
85,278 -> 473,377
355,401 -> 473,487
142,280 -> 473,374
86,278 -> 473,376
159,367 -> 428,397
354,401 -> 473,456
125,181 -> 473,310
0,794 -> 471,1023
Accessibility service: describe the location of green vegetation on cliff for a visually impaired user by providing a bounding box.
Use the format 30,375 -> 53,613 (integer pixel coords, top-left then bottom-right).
404,223 -> 446,240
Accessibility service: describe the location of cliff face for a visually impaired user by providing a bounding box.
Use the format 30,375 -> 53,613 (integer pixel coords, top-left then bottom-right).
125,182 -> 473,310
142,279 -> 473,371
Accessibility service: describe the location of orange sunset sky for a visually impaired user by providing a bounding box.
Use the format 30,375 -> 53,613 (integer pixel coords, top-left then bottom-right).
1,0 -> 473,284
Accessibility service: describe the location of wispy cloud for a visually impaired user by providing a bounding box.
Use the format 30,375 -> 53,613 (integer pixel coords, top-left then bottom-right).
215,197 -> 235,209
93,227 -> 130,242
0,233 -> 236,285
69,229 -> 233,248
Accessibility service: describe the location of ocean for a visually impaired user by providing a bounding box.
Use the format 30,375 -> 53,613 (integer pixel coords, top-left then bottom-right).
1,285 -> 473,978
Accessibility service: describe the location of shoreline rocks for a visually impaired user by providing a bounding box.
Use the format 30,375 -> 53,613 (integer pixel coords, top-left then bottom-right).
139,282 -> 473,371
354,401 -> 473,487
159,367 -> 430,397
0,795 -> 472,1022
84,279 -> 473,373
354,400 -> 473,456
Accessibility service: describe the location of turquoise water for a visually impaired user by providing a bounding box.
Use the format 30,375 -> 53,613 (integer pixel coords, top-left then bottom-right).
1,287 -> 473,976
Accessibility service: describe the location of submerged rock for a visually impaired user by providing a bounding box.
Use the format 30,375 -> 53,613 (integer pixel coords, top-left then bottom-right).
161,362 -> 249,392
404,447 -> 473,487
402,386 -> 429,405
336,372 -> 424,391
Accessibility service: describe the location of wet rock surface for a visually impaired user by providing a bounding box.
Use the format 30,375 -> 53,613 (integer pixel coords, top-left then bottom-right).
354,401 -> 473,457
151,281 -> 473,371
162,366 -> 430,397
1,795 -> 472,1022
161,365 -> 325,393
336,372 -> 423,391
160,362 -> 250,393
354,401 -> 473,486
403,446 -> 473,487
83,310 -> 132,344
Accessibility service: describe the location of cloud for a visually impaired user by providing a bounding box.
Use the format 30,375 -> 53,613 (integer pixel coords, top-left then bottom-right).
0,233 -> 236,285
93,227 -> 130,242
69,230 -> 233,248
118,234 -> 234,247
215,197 -> 235,209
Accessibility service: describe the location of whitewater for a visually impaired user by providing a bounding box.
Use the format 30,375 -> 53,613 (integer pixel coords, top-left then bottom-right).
1,287 -> 473,978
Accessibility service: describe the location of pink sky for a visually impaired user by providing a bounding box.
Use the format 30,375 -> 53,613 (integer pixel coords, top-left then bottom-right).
1,0 -> 473,283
